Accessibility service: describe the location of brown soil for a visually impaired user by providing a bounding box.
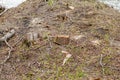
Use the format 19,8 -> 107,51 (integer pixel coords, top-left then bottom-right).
0,0 -> 120,80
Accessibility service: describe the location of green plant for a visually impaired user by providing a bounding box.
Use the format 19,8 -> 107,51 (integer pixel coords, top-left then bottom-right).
22,74 -> 30,80
56,67 -> 63,79
104,67 -> 113,75
48,0 -> 54,6
36,77 -> 41,80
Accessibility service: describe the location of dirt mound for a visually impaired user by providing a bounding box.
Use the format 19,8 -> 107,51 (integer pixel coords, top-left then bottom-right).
0,0 -> 120,80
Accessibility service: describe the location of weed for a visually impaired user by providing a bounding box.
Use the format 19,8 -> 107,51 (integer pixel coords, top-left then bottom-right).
22,74 -> 31,80
48,0 -> 54,7
104,67 -> 113,75
36,77 -> 41,80
66,66 -> 86,80
56,67 -> 63,79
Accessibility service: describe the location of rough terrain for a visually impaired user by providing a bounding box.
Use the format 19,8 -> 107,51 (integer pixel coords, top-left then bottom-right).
0,0 -> 120,80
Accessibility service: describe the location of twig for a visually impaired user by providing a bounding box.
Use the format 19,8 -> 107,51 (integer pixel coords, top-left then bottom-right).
0,29 -> 15,64
100,54 -> 105,75
1,40 -> 13,64
0,39 -> 13,74
0,29 -> 15,73
47,36 -> 53,54
0,29 -> 15,63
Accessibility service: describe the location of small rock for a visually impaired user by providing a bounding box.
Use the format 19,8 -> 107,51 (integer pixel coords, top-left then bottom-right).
52,35 -> 70,45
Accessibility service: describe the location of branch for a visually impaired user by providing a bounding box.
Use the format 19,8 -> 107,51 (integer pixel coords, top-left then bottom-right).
0,29 -> 15,42
0,9 -> 8,16
1,40 -> 13,64
0,29 -> 15,73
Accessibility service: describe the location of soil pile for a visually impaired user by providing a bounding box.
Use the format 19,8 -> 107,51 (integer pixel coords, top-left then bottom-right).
0,0 -> 120,80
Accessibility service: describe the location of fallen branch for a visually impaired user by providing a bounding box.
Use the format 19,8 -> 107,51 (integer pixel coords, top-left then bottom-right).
0,29 -> 15,42
0,29 -> 15,73
1,40 -> 13,64
0,29 -> 15,63
100,54 -> 105,75
0,9 -> 8,16
0,39 -> 13,74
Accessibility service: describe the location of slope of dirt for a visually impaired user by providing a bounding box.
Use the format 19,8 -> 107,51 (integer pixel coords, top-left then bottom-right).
0,0 -> 120,80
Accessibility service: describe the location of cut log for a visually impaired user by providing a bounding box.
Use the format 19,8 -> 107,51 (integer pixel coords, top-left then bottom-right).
52,35 -> 70,45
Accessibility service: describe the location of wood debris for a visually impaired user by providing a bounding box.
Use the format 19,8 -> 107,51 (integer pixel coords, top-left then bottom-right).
52,35 -> 70,45
62,50 -> 72,65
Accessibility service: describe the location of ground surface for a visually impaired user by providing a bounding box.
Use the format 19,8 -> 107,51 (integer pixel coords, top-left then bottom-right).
0,0 -> 120,80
